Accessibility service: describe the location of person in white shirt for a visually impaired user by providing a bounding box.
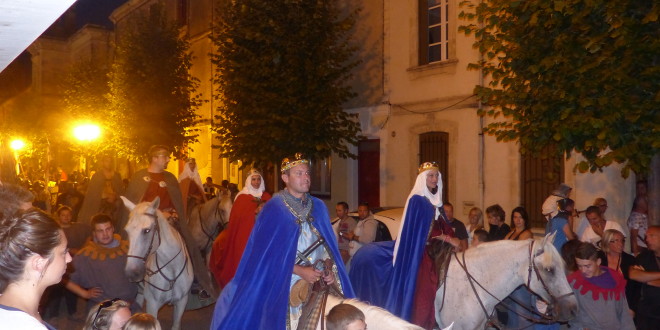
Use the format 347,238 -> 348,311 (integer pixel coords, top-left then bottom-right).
580,205 -> 625,247
344,202 -> 378,258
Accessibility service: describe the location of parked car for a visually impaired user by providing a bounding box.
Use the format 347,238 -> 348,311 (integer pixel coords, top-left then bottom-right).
347,207 -> 404,240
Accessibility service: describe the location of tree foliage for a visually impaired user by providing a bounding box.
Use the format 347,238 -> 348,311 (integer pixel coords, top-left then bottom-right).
211,0 -> 362,167
109,5 -> 202,159
460,0 -> 660,177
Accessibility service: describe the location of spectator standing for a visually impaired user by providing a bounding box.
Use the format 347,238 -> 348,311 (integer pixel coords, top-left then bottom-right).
326,304 -> 367,330
82,299 -> 131,330
66,214 -> 138,312
628,181 -> 648,256
334,202 -> 357,264
345,202 -> 378,258
78,155 -> 124,226
598,229 -> 639,314
505,206 -> 533,241
629,226 -> 660,329
541,183 -> 572,220
0,209 -> 71,329
486,204 -> 510,241
465,206 -> 484,246
568,242 -> 634,330
443,202 -> 468,251
580,206 -> 626,247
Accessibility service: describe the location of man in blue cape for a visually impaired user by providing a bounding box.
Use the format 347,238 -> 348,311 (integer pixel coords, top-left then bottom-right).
212,154 -> 354,329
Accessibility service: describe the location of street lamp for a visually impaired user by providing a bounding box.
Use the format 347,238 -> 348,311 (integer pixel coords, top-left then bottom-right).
9,138 -> 26,151
72,123 -> 101,176
73,123 -> 101,142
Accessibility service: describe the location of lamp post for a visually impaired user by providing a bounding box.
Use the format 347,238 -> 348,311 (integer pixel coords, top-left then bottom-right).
72,123 -> 101,176
9,138 -> 26,177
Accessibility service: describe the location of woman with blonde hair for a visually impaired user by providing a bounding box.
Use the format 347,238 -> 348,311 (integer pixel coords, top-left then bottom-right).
83,298 -> 131,330
122,313 -> 162,330
598,229 -> 639,312
466,206 -> 484,246
0,209 -> 70,329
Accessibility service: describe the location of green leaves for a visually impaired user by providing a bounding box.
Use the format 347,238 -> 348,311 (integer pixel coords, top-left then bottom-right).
460,0 -> 660,176
210,0 -> 361,167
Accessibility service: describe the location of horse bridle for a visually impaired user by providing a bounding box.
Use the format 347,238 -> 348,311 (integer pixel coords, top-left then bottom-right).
127,212 -> 189,292
197,197 -> 227,251
449,240 -> 575,328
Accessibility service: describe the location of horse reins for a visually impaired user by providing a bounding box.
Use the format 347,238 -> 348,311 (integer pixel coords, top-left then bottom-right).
197,197 -> 226,252
127,212 -> 190,292
449,240 -> 575,329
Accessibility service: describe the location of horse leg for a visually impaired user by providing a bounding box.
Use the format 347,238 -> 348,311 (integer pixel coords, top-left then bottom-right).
171,293 -> 188,330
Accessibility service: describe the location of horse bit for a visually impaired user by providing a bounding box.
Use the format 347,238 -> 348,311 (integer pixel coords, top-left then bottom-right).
127,211 -> 189,292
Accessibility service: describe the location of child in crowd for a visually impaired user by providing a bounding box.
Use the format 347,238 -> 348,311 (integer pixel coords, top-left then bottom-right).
326,303 -> 367,330
122,313 -> 162,330
471,229 -> 489,248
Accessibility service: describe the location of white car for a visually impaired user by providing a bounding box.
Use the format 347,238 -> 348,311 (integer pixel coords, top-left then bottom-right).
345,207 -> 404,240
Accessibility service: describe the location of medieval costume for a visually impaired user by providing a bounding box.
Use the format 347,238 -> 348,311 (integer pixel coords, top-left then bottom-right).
70,234 -> 138,311
123,167 -> 218,304
211,189 -> 354,329
349,162 -> 453,329
568,266 -> 635,329
178,159 -> 207,217
210,169 -> 271,287
78,165 -> 124,225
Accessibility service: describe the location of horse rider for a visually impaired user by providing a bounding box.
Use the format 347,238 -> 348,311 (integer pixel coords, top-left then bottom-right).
122,145 -> 217,302
211,153 -> 354,330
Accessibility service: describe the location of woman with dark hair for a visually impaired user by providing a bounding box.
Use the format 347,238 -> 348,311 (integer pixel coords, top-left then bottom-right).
505,206 -> 533,240
0,209 -> 71,329
83,298 -> 131,330
486,204 -> 510,241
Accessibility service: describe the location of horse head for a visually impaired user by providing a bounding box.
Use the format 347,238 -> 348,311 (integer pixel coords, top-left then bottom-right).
529,233 -> 578,322
121,196 -> 162,282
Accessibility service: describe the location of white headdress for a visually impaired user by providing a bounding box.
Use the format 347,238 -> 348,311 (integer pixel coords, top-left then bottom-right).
235,169 -> 265,201
392,162 -> 443,265
178,159 -> 204,193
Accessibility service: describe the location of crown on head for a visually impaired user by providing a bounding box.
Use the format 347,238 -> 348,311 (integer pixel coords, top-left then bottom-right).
248,168 -> 262,176
281,153 -> 310,173
418,161 -> 439,174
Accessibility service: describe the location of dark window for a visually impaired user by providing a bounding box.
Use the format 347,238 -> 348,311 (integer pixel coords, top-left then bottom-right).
177,0 -> 188,26
419,0 -> 450,65
520,147 -> 564,228
310,158 -> 331,198
419,132 -> 449,203
358,139 -> 380,208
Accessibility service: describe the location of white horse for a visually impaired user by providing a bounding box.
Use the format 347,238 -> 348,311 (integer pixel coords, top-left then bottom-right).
436,233 -> 578,329
188,191 -> 232,262
121,196 -> 194,330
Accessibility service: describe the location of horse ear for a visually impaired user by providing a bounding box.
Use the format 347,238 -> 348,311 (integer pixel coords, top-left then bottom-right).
120,196 -> 136,211
150,196 -> 161,212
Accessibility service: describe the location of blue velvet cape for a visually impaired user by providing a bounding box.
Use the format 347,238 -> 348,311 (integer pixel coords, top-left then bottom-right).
211,194 -> 354,329
349,195 -> 435,320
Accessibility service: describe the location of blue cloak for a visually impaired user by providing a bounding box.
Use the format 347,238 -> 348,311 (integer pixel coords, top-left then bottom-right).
211,194 -> 354,329
349,194 -> 435,320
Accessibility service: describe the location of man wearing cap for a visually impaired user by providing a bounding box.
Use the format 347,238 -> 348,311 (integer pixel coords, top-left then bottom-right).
211,153 -> 354,329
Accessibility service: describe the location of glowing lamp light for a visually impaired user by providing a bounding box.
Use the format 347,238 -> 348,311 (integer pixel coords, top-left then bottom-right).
73,124 -> 101,142
9,139 -> 26,151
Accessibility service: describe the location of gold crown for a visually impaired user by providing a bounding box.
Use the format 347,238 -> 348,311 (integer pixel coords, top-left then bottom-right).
281,153 -> 310,173
418,161 -> 439,174
248,168 -> 262,176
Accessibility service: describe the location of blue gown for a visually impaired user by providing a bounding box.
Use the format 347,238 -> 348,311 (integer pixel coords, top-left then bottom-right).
211,194 -> 354,329
349,195 -> 435,320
